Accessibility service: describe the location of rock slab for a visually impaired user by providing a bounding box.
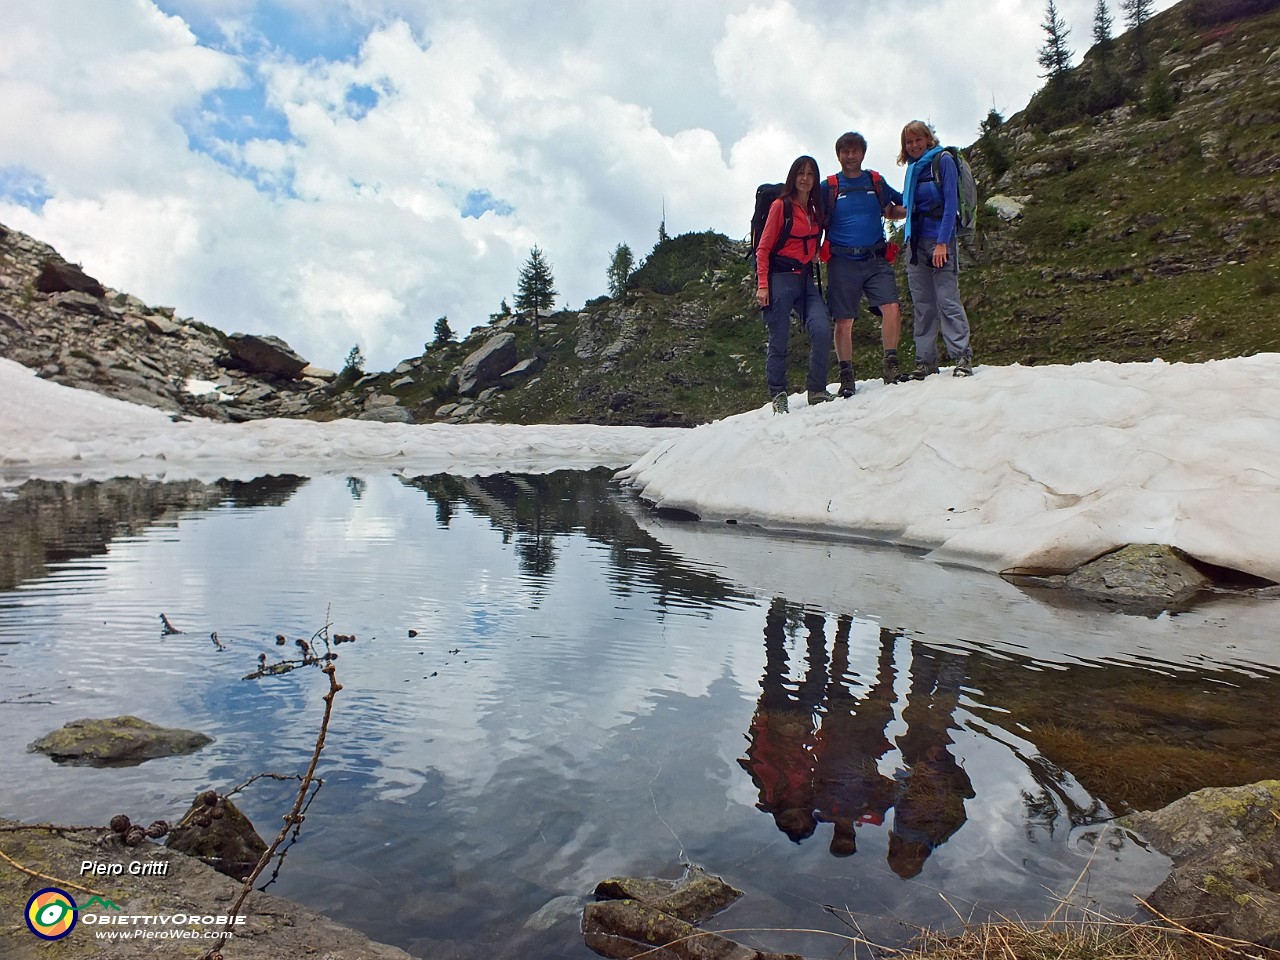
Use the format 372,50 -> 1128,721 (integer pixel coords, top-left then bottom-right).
28,716 -> 213,766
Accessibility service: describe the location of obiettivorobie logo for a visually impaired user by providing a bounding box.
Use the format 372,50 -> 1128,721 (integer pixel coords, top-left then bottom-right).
26,888 -> 75,940
24,889 -> 122,941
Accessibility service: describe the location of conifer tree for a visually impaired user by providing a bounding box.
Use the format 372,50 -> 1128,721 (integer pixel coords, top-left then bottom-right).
1037,0 -> 1075,81
1122,0 -> 1154,31
1093,0 -> 1114,53
1123,0 -> 1156,68
515,245 -> 558,340
432,315 -> 454,346
606,243 -> 634,298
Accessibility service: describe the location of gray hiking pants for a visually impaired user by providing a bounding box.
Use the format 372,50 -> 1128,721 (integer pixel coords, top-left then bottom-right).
906,238 -> 971,365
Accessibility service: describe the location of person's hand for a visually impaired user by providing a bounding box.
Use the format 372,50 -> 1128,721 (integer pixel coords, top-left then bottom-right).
756,288 -> 769,308
884,203 -> 906,221
932,243 -> 948,268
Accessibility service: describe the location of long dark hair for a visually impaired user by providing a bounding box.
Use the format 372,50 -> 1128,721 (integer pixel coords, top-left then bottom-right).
778,155 -> 822,224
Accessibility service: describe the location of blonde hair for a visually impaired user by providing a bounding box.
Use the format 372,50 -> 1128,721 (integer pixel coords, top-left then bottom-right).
897,120 -> 939,165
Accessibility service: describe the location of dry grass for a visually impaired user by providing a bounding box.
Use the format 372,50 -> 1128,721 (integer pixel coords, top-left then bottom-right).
895,917 -> 1273,960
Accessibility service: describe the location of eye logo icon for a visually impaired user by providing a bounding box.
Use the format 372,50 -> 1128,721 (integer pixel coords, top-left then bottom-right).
25,887 -> 78,940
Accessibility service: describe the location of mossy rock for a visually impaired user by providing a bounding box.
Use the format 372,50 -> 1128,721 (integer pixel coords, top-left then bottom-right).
28,715 -> 213,767
1120,781 -> 1280,947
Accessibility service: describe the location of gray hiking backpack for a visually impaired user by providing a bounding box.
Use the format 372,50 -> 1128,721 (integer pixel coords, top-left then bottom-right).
931,146 -> 978,240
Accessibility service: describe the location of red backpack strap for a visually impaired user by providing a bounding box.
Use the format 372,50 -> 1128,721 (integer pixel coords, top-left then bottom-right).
868,170 -> 885,208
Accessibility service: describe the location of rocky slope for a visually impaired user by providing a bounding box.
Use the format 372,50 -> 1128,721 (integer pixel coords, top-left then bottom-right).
1,0 -> 1276,428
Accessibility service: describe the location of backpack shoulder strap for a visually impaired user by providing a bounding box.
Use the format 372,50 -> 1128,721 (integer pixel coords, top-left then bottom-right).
768,197 -> 794,261
867,170 -> 885,207
930,147 -> 955,184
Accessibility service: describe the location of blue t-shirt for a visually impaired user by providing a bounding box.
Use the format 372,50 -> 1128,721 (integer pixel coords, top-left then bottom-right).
826,171 -> 903,248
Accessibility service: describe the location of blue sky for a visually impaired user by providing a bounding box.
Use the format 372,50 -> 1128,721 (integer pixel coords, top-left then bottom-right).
0,0 -> 1179,371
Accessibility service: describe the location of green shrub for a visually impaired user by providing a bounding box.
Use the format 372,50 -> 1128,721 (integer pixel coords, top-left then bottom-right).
1062,212 -> 1093,239
1247,259 -> 1279,296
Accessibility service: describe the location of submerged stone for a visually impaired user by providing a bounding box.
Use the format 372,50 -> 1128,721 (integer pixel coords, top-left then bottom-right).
593,863 -> 742,924
584,864 -> 794,960
583,899 -> 802,960
28,715 -> 213,766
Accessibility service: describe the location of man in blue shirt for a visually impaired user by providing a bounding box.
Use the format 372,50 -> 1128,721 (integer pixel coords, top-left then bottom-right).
824,132 -> 907,395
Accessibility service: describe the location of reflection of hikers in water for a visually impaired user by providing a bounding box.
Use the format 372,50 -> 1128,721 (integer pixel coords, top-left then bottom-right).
888,646 -> 975,878
813,623 -> 900,856
739,599 -> 828,841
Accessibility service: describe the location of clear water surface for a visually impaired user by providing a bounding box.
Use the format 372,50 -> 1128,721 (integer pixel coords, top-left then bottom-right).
2,471 -> 1278,959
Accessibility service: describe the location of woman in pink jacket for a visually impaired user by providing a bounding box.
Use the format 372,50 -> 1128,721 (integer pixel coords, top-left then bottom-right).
755,155 -> 832,414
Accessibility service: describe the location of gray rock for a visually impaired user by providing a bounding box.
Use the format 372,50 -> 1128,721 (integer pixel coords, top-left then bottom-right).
143,312 -> 181,336
226,332 -> 309,379
1120,781 -> 1280,948
29,716 -> 213,766
1064,543 -> 1211,609
455,332 -> 517,396
500,356 -> 541,386
52,290 -> 112,317
986,194 -> 1028,221
36,260 -> 105,297
356,405 -> 413,423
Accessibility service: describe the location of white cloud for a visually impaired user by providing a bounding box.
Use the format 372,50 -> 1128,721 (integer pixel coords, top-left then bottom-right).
0,0 -> 1178,371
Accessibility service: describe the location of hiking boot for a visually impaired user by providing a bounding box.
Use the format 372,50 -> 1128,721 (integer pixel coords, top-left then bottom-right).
953,355 -> 974,377
910,360 -> 939,380
808,389 -> 833,405
882,353 -> 901,385
771,392 -> 789,415
838,365 -> 856,398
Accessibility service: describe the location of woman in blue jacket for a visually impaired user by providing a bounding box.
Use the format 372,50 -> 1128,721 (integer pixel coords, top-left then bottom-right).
899,121 -> 974,378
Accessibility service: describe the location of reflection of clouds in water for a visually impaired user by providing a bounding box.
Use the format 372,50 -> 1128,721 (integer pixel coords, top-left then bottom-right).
5,469 -> 1268,952
635,515 -> 1280,674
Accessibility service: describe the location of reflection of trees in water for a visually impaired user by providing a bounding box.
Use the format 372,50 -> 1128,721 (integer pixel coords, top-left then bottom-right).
402,470 -> 749,605
218,475 -> 309,508
0,477 -> 249,591
739,600 -> 973,874
346,476 -> 366,500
